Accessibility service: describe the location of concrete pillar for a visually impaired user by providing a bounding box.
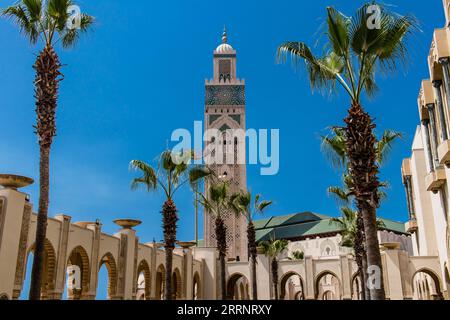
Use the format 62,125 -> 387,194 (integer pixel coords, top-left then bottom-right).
85,222 -> 102,299
149,244 -> 158,299
304,256 -> 315,300
426,104 -> 440,168
52,214 -> 72,299
193,247 -> 217,299
432,80 -> 448,141
340,255 -> 352,300
0,188 -> 28,300
382,249 -> 405,300
255,253 -> 271,300
422,120 -> 436,172
183,248 -> 194,299
114,228 -> 137,300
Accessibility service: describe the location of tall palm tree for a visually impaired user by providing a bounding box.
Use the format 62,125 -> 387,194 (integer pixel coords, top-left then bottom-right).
197,182 -> 233,300
258,238 -> 288,300
130,150 -> 210,300
322,127 -> 400,299
231,191 -> 272,300
329,205 -> 385,300
2,0 -> 93,300
277,3 -> 416,300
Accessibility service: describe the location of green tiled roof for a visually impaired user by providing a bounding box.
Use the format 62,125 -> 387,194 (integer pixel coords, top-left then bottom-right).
194,212 -> 407,245
254,212 -> 407,242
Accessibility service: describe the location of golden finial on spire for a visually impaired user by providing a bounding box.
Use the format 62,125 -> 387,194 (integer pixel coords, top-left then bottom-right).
222,26 -> 227,43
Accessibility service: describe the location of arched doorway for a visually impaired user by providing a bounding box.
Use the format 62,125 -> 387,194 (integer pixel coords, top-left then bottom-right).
315,271 -> 341,300
65,246 -> 90,300
136,260 -> 151,300
22,239 -> 57,299
155,264 -> 165,300
193,272 -> 201,300
280,272 -> 304,300
412,269 -> 444,300
172,268 -> 182,299
226,273 -> 250,300
97,253 -> 117,300
351,272 -> 363,300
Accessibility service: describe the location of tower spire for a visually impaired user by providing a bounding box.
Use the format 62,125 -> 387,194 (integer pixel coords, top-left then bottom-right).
222,26 -> 227,43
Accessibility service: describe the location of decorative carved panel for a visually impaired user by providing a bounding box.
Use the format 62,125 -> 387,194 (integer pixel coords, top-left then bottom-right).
205,85 -> 245,105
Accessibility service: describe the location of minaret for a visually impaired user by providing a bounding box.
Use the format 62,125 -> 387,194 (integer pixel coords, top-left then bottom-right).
203,28 -> 247,261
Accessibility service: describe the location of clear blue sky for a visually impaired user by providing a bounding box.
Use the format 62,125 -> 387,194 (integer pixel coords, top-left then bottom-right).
0,0 -> 444,298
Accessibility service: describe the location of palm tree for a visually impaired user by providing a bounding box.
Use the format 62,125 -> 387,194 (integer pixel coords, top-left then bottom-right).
277,3 -> 416,300
322,127 -> 400,299
288,250 -> 304,261
197,182 -> 233,300
2,0 -> 93,300
329,205 -> 385,300
231,191 -> 272,300
258,238 -> 288,300
130,150 -> 210,300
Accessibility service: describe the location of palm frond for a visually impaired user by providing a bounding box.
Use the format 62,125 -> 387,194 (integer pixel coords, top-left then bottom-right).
376,129 -> 403,165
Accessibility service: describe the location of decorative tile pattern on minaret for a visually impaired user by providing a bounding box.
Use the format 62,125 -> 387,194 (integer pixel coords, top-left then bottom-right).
203,28 -> 248,261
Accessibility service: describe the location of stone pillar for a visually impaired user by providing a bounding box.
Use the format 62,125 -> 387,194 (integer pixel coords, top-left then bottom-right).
193,247 -> 218,299
255,253 -> 271,300
439,58 -> 450,110
433,80 -> 448,141
85,222 -> 102,299
114,222 -> 139,300
404,176 -> 416,220
340,255 -> 352,300
149,242 -> 159,300
381,247 -> 404,300
304,256 -> 315,300
422,119 -> 436,172
0,187 -> 29,300
52,214 -> 72,299
426,104 -> 440,167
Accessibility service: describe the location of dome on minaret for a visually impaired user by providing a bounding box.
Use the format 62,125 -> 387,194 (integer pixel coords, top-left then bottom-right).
215,27 -> 234,53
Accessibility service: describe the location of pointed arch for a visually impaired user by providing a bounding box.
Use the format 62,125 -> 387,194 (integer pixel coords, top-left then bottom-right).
136,260 -> 151,300
27,239 -> 57,299
172,267 -> 182,299
155,264 -> 165,300
279,271 -> 304,300
66,245 -> 90,300
98,252 -> 118,299
193,272 -> 201,300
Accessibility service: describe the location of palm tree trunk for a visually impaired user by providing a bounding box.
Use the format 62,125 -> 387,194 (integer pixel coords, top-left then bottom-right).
215,216 -> 227,299
361,246 -> 370,300
271,258 -> 279,300
354,213 -> 366,300
344,104 -> 385,300
162,199 -> 178,300
29,45 -> 61,300
247,221 -> 258,300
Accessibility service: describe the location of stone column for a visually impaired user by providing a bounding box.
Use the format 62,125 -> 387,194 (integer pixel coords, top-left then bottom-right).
427,104 -> 440,168
82,222 -> 101,299
0,178 -> 32,300
255,252 -> 271,300
304,256 -> 315,300
114,219 -> 140,300
52,214 -> 72,299
422,119 -> 436,172
439,57 -> 450,111
404,176 -> 416,220
433,80 -> 448,141
340,255 -> 352,300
